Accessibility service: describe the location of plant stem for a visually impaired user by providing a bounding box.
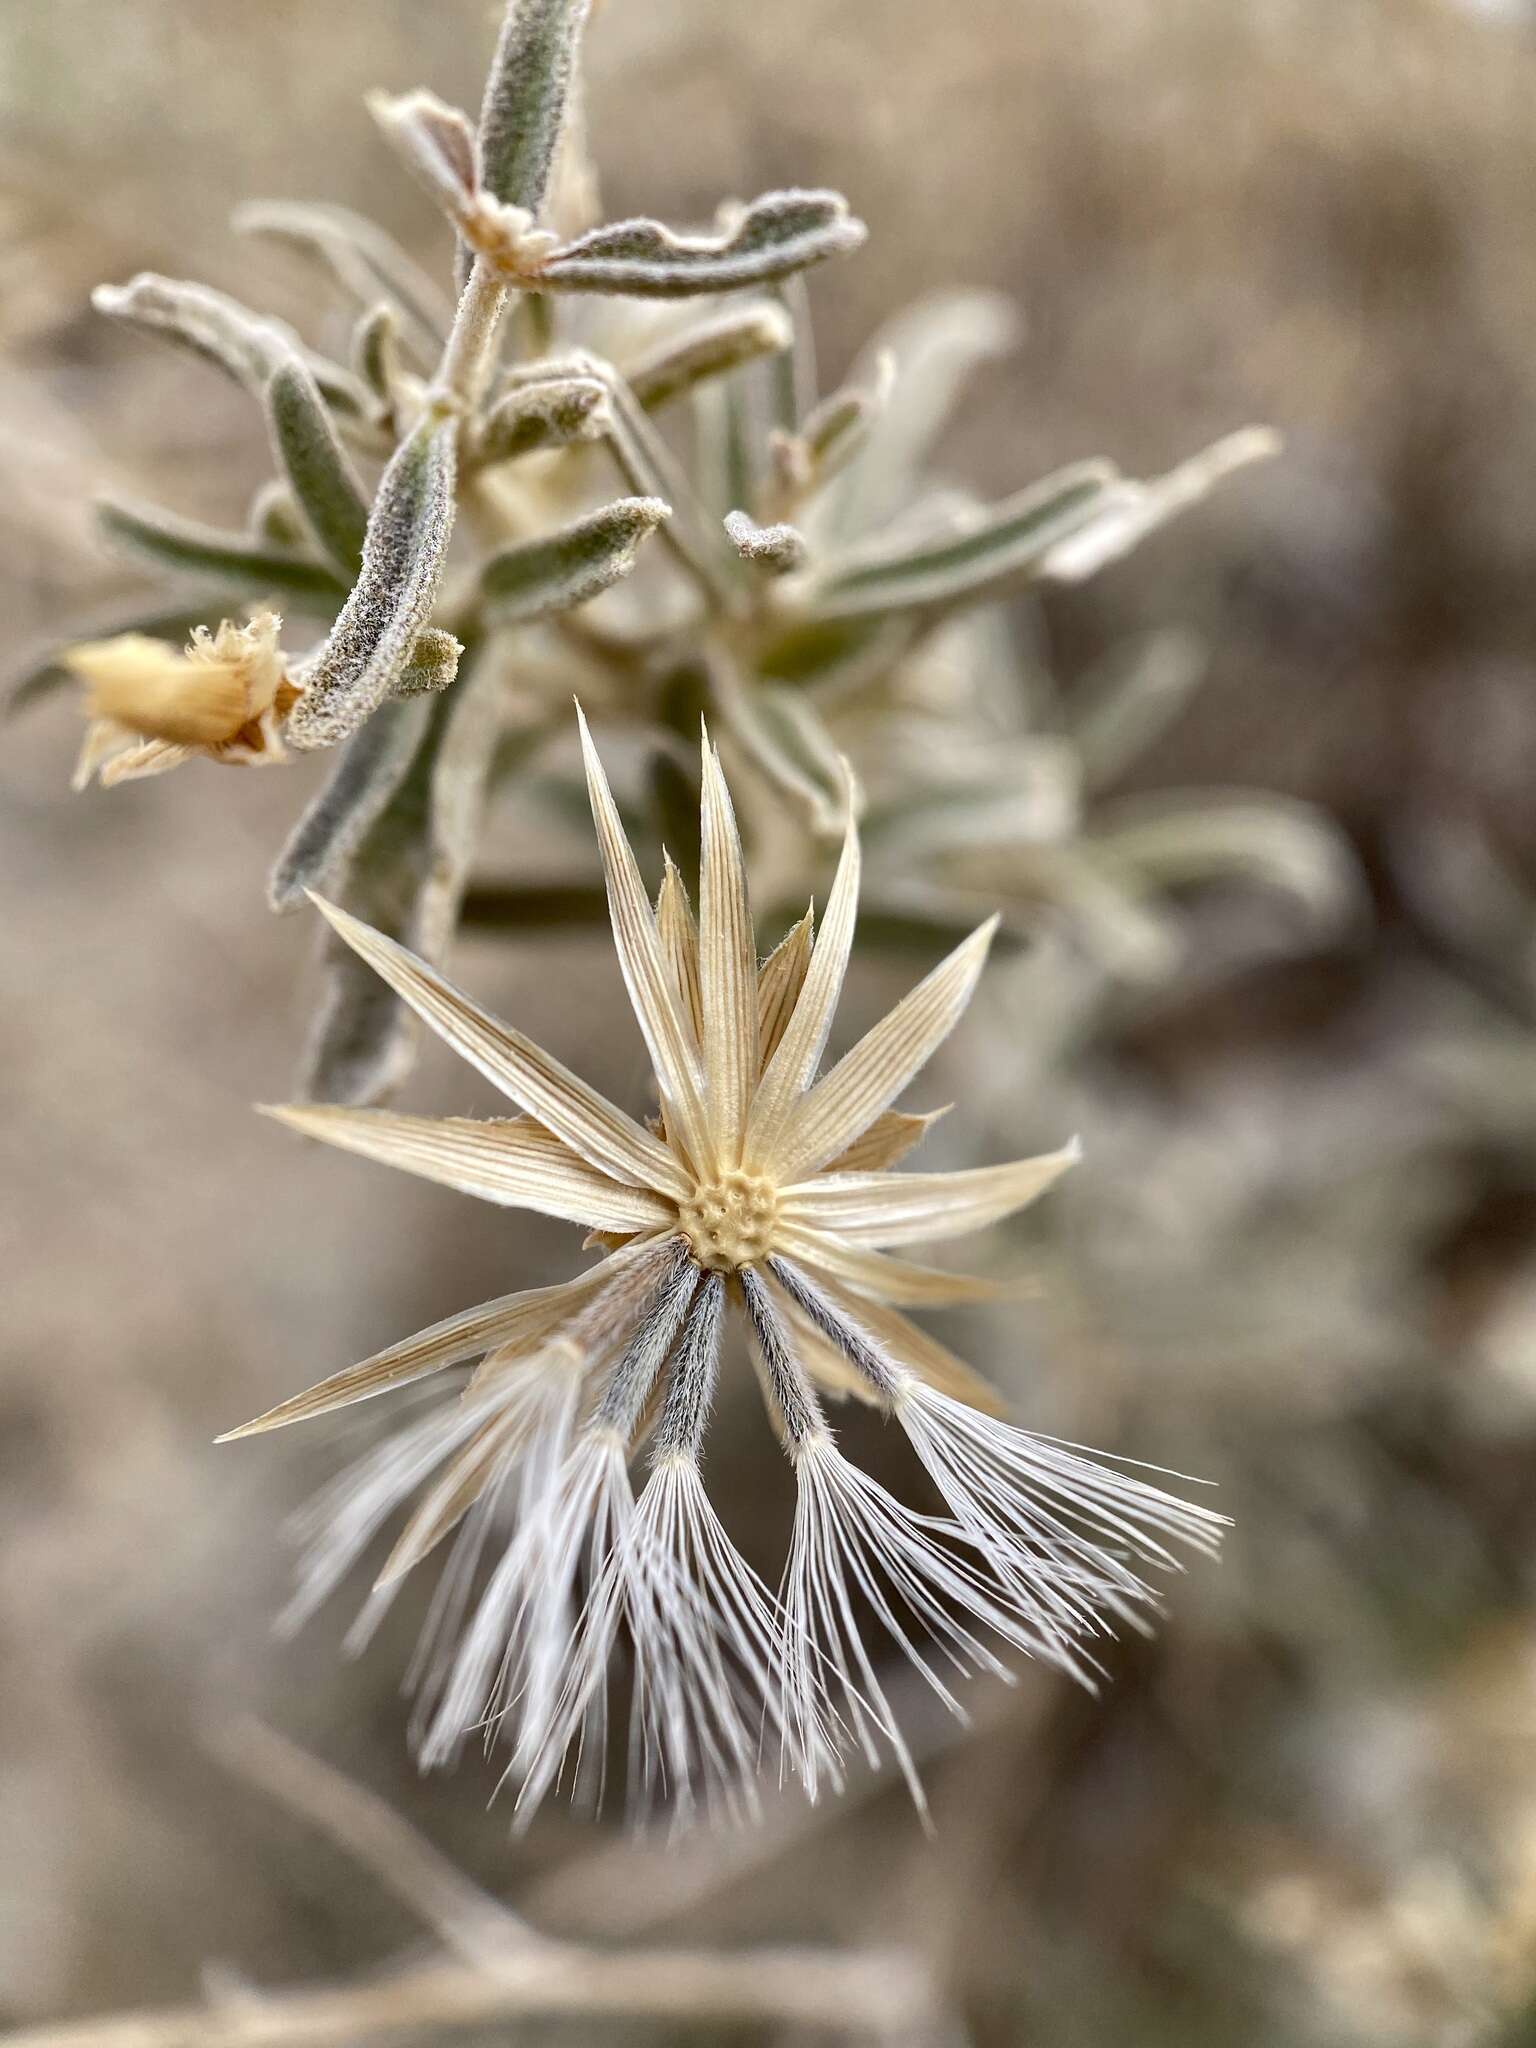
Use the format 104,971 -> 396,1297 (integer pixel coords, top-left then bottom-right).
434,258 -> 511,412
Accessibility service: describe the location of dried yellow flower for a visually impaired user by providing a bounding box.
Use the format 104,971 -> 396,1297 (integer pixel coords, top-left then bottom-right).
65,608 -> 298,788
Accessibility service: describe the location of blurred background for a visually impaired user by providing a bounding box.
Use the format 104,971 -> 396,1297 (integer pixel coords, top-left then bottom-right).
7,0 -> 1536,2041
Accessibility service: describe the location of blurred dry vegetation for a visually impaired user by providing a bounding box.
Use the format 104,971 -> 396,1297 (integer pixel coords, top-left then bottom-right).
8,1 -> 1536,2043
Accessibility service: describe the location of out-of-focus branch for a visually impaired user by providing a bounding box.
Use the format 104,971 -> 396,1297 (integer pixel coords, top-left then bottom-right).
205,1716 -> 529,1967
0,1723 -> 956,2048
0,1942 -> 942,2047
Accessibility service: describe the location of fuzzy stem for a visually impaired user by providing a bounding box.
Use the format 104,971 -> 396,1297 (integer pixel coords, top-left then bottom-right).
433,258 -> 511,412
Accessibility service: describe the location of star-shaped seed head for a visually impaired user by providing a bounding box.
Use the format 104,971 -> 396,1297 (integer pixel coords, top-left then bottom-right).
225,710 -> 1222,1828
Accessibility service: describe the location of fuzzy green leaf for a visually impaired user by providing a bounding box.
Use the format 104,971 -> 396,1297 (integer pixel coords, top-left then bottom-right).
724,509 -> 808,575
536,189 -> 866,298
264,360 -> 370,576
625,301 -> 794,411
821,289 -> 1021,537
94,273 -> 287,386
94,272 -> 378,428
302,654 -> 506,1105
368,88 -> 478,214
478,495 -> 669,622
477,0 -> 592,217
234,200 -> 454,364
269,696 -> 434,913
95,498 -> 348,611
247,480 -> 308,550
1088,788 -> 1362,931
1068,630 -> 1208,793
1031,430 -> 1280,585
781,460 -> 1116,620
714,666 -> 845,835
475,371 -> 610,462
351,303 -> 403,423
392,628 -> 464,699
285,415 -> 458,751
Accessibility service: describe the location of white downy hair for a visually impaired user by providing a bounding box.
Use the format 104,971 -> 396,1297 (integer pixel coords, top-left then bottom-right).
235,719 -> 1225,1828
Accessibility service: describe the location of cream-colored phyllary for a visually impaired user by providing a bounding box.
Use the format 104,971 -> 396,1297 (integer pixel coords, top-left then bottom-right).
225,717 -> 1223,1825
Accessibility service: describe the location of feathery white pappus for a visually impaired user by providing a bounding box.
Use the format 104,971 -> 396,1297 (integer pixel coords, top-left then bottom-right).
224,709 -> 1225,1828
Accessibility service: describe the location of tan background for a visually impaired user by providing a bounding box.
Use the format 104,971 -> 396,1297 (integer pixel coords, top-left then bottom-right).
7,2 -> 1536,2041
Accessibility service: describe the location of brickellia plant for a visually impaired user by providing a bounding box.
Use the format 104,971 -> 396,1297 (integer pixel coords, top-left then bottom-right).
10,0 -> 1356,1826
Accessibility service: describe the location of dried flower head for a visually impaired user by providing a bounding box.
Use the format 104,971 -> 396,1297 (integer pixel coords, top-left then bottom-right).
225,715 -> 1224,1827
65,607 -> 297,787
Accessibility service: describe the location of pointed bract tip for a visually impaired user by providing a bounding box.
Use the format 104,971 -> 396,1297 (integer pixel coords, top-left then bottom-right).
254,1101 -> 309,1132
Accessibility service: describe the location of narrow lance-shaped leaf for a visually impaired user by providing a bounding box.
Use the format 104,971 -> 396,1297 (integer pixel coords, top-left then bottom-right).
1087,788 -> 1363,932
351,303 -> 403,426
95,498 -> 348,613
767,274 -> 817,435
790,349 -> 894,492
474,371 -> 610,463
303,650 -> 505,1105
779,460 -> 1116,621
93,273 -> 379,428
511,350 -> 736,600
1034,429 -> 1280,585
99,272 -> 374,567
264,359 -> 370,575
247,480 -> 307,549
234,200 -> 454,363
478,496 -> 669,623
286,415 -> 458,751
270,696 -> 434,913
820,288 -> 1021,539
625,301 -> 794,411
712,662 -> 845,836
368,88 -> 478,217
94,273 -> 290,387
477,0 -> 593,216
535,189 -> 867,298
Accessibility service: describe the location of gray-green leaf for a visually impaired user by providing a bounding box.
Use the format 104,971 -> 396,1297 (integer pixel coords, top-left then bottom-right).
234,200 -> 454,364
264,359 -> 370,575
285,414 -> 458,751
269,696 -> 435,913
820,289 -> 1020,538
1033,430 -> 1280,585
302,653 -> 506,1104
94,272 -> 379,429
781,460 -> 1115,620
477,0 -> 593,217
625,301 -> 794,411
724,510 -> 808,575
475,372 -> 611,462
478,495 -> 669,622
536,189 -> 866,298
96,498 -> 348,612
391,628 -> 464,699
